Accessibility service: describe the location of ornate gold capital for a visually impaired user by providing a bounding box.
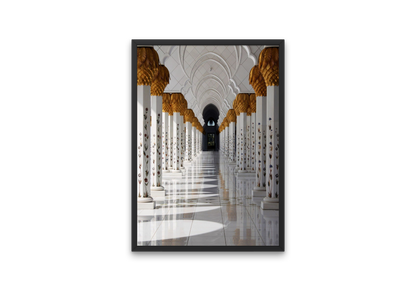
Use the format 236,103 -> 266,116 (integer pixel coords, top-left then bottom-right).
180,98 -> 188,116
151,65 -> 170,96
236,93 -> 250,113
162,93 -> 171,113
170,93 -> 184,113
227,109 -> 237,123
258,47 -> 279,86
137,47 -> 159,86
250,93 -> 256,113
184,109 -> 194,123
192,117 -> 198,127
249,65 -> 267,96
233,98 -> 241,116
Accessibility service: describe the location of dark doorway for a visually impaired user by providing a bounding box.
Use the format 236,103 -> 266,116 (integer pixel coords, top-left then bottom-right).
207,133 -> 215,150
202,104 -> 220,151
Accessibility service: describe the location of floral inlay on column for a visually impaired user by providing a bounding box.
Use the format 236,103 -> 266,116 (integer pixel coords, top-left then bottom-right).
259,47 -> 279,200
249,65 -> 267,190
137,47 -> 159,199
150,65 -> 169,188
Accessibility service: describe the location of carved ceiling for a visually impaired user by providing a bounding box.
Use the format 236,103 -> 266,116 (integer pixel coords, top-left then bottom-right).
154,45 -> 265,125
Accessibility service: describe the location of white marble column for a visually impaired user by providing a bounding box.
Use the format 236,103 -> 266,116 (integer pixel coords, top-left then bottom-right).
172,112 -> 181,173
200,131 -> 202,154
235,114 -> 241,173
262,85 -> 279,210
136,47 -> 159,209
185,121 -> 192,162
220,130 -> 223,155
137,85 -> 154,208
179,116 -> 184,170
150,95 -> 165,196
228,121 -> 236,164
238,112 -> 247,173
198,131 -> 201,154
168,113 -> 173,170
258,47 -> 280,210
222,129 -> 224,155
250,112 -> 256,172
246,114 -> 252,172
162,111 -> 170,173
200,131 -> 203,154
224,126 -> 229,159
192,125 -> 196,158
253,95 -> 267,196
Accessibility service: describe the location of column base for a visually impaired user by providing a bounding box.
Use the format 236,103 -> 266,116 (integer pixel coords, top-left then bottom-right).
164,171 -> 183,178
170,169 -> 181,173
162,169 -> 170,174
151,186 -> 164,191
252,189 -> 266,197
261,208 -> 279,217
253,186 -> 266,191
137,197 -> 155,209
150,190 -> 166,197
264,197 -> 279,203
261,197 -> 279,210
237,172 -> 255,178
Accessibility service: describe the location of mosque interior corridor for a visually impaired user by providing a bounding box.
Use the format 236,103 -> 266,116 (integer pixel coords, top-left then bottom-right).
135,45 -> 280,247
137,152 -> 279,246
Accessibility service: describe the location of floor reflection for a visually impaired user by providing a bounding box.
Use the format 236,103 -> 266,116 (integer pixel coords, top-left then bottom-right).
137,151 -> 279,246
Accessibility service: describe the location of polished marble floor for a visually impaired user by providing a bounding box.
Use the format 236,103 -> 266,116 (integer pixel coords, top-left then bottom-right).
137,151 -> 279,246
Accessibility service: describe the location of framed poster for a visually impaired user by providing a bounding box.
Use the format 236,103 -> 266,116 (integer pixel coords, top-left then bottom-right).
132,39 -> 284,251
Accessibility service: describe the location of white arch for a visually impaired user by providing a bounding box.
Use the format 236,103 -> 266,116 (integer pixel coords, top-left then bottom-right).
178,45 -> 188,77
242,45 -> 258,66
161,46 -> 179,65
199,88 -> 222,103
200,96 -> 222,114
194,74 -> 227,99
191,52 -> 232,79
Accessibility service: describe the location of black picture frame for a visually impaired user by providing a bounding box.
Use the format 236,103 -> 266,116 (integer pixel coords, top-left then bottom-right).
130,36 -> 286,252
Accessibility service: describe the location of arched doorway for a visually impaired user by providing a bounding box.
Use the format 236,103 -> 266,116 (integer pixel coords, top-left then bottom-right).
202,104 -> 219,151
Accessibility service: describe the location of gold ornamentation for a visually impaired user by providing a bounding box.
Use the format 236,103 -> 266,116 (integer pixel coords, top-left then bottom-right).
234,97 -> 241,116
137,47 -> 159,86
162,93 -> 171,113
180,98 -> 188,116
170,93 -> 183,113
151,65 -> 170,96
224,119 -> 229,127
249,65 -> 267,96
258,47 -> 279,86
236,93 -> 250,113
184,109 -> 194,123
250,93 -> 256,112
227,109 -> 236,122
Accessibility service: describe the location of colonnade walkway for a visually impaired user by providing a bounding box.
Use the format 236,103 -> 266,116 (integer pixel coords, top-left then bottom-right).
137,151 -> 279,246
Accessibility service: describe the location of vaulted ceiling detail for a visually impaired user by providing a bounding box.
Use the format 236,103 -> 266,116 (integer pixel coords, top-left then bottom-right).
154,45 -> 264,125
